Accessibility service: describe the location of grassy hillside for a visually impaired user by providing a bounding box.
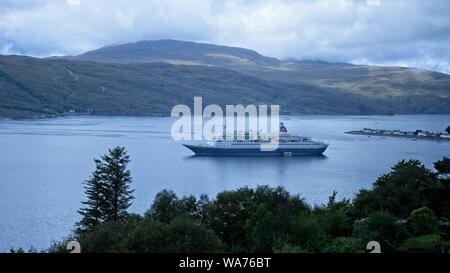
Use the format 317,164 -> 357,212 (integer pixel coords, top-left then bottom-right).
1,40 -> 449,118
1,55 -> 396,118
68,40 -> 450,102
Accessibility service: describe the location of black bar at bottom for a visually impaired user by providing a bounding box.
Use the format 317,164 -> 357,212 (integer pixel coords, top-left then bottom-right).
0,253 -> 446,272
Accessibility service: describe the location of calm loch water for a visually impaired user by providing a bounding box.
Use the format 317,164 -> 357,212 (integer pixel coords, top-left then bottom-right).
0,115 -> 449,251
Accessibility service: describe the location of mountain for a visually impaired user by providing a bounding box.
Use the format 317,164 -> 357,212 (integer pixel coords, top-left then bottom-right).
69,39 -> 281,67
1,40 -> 449,118
69,40 -> 450,101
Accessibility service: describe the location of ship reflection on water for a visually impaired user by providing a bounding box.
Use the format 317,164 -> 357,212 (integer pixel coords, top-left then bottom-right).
183,155 -> 328,190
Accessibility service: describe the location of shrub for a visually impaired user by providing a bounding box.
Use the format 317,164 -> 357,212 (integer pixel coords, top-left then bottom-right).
316,208 -> 353,238
353,212 -> 409,251
408,207 -> 438,236
77,222 -> 128,253
164,217 -> 224,253
397,234 -> 438,252
289,213 -> 327,252
272,239 -> 308,253
321,237 -> 365,253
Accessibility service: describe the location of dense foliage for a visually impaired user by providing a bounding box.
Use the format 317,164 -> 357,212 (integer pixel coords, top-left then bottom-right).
44,152 -> 450,253
352,160 -> 437,218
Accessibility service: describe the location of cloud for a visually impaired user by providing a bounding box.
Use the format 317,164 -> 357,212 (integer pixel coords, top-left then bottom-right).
67,0 -> 82,7
0,0 -> 449,73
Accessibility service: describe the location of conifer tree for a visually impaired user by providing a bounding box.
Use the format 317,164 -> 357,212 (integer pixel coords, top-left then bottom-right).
77,159 -> 106,232
100,147 -> 134,222
77,147 -> 134,232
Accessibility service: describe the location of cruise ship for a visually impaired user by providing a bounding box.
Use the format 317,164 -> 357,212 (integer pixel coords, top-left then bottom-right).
183,123 -> 329,156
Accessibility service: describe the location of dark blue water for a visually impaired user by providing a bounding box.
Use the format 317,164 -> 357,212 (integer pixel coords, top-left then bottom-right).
0,115 -> 449,251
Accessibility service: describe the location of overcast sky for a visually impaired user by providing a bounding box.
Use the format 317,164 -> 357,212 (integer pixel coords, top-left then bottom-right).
1,0 -> 449,73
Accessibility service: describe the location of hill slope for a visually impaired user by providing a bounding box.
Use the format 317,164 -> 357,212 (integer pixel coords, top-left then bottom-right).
1,55 -> 399,118
70,39 -> 281,67
0,40 -> 449,118
69,39 -> 450,106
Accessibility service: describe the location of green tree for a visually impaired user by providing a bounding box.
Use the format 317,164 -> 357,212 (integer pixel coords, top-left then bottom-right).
77,161 -> 106,232
246,186 -> 310,252
315,191 -> 354,238
424,157 -> 450,218
207,187 -> 255,251
126,217 -> 168,252
434,157 -> 450,179
77,147 -> 134,232
100,147 -> 134,223
289,212 -> 326,252
197,194 -> 211,223
247,203 -> 275,252
164,217 -> 224,253
147,190 -> 201,223
353,159 -> 437,218
408,207 -> 438,236
147,190 -> 181,223
287,192 -> 353,252
316,208 -> 353,238
445,126 -> 450,134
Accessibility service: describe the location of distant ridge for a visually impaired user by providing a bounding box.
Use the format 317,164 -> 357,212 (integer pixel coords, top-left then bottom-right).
70,39 -> 280,66
1,39 -> 449,118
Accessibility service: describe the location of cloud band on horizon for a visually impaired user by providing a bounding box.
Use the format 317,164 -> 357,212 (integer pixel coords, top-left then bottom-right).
0,0 -> 449,74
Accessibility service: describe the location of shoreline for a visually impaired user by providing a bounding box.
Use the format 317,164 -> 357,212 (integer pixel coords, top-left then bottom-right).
346,130 -> 450,141
2,113 -> 450,121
